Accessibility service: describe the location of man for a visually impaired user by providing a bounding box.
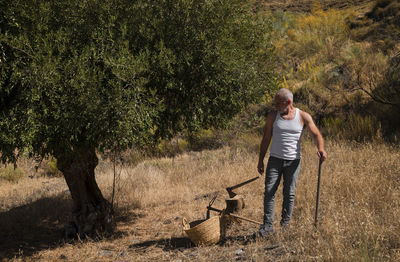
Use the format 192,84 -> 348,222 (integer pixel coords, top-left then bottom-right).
257,88 -> 327,236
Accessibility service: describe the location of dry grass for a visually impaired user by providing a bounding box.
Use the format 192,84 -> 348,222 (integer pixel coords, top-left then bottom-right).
1,137 -> 399,261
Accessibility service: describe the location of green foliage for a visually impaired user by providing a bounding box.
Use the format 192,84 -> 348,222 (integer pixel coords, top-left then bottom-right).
42,157 -> 63,177
138,0 -> 276,138
0,0 -> 275,163
1,0 -> 155,162
0,166 -> 24,182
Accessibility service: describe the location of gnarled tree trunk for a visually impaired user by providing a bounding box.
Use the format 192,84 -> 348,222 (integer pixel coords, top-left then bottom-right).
56,147 -> 114,237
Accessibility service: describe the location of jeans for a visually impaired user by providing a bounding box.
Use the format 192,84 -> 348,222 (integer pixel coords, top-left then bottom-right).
263,156 -> 301,227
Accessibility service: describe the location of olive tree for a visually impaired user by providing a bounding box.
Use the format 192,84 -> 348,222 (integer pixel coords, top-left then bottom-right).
0,0 -> 274,236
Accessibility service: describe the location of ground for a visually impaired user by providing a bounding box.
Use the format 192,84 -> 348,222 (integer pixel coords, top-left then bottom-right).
1,140 -> 399,261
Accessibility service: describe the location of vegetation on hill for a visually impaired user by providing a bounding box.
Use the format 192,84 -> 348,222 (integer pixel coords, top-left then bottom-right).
257,0 -> 374,13
266,0 -> 400,142
350,0 -> 400,137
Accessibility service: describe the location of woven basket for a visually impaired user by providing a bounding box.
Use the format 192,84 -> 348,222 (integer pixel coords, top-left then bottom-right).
182,216 -> 221,245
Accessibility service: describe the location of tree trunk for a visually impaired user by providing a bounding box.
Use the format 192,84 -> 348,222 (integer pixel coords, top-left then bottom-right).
56,147 -> 114,238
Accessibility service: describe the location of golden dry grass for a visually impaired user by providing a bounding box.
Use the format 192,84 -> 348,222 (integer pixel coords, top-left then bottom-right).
1,138 -> 400,261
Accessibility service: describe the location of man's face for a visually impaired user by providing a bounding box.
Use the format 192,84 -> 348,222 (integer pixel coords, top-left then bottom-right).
274,95 -> 289,114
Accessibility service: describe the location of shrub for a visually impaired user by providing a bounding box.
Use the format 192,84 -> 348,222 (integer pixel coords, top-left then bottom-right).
0,166 -> 25,182
276,7 -> 350,60
42,157 -> 63,177
323,113 -> 381,142
186,129 -> 224,152
371,52 -> 400,140
271,6 -> 356,120
155,136 -> 191,157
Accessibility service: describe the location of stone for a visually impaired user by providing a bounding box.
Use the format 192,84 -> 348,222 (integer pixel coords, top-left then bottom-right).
99,250 -> 112,256
235,249 -> 244,255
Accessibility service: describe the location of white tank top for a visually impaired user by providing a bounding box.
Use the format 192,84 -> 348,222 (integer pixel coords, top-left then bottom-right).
270,108 -> 304,160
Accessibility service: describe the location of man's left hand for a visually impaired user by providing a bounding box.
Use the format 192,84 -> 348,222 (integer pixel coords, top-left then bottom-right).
318,150 -> 327,162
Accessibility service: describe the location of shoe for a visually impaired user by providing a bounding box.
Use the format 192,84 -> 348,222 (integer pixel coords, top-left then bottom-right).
280,221 -> 290,231
256,224 -> 274,238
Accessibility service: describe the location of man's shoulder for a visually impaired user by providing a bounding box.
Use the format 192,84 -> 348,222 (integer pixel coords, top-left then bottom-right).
297,109 -> 313,125
298,108 -> 311,118
267,110 -> 278,116
266,110 -> 278,121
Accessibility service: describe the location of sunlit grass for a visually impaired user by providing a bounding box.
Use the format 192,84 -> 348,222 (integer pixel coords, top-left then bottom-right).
1,137 -> 399,261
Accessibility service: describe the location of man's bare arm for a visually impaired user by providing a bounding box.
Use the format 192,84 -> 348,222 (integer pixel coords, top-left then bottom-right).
301,111 -> 327,162
258,111 -> 276,174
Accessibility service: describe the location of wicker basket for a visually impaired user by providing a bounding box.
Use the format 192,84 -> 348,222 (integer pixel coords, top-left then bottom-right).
182,216 -> 221,245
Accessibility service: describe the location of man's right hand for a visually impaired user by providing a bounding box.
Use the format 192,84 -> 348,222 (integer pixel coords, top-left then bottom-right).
257,161 -> 264,175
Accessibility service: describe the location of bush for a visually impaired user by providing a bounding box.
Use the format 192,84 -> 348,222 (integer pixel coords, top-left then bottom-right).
157,137 -> 190,157
371,52 -> 400,140
186,129 -> 224,152
0,166 -> 25,182
323,113 -> 381,142
41,157 -> 63,177
274,7 -> 350,61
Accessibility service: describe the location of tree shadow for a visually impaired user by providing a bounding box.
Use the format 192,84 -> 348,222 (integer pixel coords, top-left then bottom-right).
129,237 -> 194,251
0,194 -> 71,259
0,194 -> 130,259
128,234 -> 259,252
219,234 -> 258,245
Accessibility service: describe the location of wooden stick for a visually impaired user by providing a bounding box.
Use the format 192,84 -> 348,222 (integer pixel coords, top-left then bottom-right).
314,159 -> 323,227
228,213 -> 263,225
207,206 -> 262,225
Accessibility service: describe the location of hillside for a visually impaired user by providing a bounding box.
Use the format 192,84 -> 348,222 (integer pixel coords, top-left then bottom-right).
265,0 -> 400,141
261,0 -> 374,12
